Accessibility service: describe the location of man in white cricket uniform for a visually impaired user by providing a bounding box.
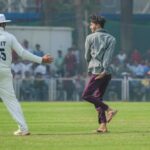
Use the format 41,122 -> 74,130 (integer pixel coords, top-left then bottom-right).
0,14 -> 53,136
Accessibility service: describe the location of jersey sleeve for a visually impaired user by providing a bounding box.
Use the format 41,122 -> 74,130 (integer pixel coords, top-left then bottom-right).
11,35 -> 42,64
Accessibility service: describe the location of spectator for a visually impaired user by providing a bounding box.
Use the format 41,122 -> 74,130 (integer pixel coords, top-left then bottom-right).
56,78 -> 65,101
141,76 -> 150,101
74,74 -> 85,101
34,64 -> 46,75
33,44 -> 44,57
116,49 -> 127,64
129,61 -> 145,78
111,58 -> 121,77
22,39 -> 33,53
142,60 -> 150,76
45,64 -> 52,79
11,60 -> 23,78
21,60 -> 33,78
63,73 -> 75,100
55,50 -> 65,77
131,49 -> 141,63
106,82 -> 119,101
33,73 -> 49,101
118,63 -> 131,78
64,48 -> 77,77
12,60 -> 34,79
20,71 -> 34,101
72,45 -> 80,73
129,79 -> 143,101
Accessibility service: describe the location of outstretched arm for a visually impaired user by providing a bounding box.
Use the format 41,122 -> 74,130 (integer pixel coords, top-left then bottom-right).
42,54 -> 54,63
11,35 -> 53,64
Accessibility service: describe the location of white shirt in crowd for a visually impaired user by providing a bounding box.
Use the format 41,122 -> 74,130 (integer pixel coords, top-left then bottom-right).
11,61 -> 23,74
116,53 -> 127,63
34,64 -> 46,75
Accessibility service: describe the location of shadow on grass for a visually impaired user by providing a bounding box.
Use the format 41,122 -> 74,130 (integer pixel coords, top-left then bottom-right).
33,130 -> 150,136
114,130 -> 150,134
1,130 -> 150,137
33,131 -> 110,136
0,131 -> 106,137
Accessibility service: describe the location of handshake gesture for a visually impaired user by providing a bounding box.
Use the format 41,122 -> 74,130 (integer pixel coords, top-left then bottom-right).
42,54 -> 54,64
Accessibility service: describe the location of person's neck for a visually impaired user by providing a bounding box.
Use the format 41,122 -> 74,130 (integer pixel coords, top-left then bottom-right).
96,27 -> 102,30
95,27 -> 102,32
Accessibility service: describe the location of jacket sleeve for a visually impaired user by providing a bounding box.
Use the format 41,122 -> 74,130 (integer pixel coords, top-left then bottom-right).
11,35 -> 42,64
102,37 -> 116,73
85,36 -> 92,63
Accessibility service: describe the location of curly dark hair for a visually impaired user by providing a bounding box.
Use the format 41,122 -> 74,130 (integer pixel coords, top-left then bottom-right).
90,14 -> 106,28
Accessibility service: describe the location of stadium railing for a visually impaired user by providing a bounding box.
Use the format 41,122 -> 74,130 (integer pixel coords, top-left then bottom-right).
13,77 -> 150,102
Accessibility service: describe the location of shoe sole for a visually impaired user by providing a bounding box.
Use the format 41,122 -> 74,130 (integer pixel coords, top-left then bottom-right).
14,132 -> 31,136
97,130 -> 108,133
107,110 -> 118,123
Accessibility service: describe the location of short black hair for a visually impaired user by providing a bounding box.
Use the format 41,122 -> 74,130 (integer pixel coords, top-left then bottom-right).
90,14 -> 106,28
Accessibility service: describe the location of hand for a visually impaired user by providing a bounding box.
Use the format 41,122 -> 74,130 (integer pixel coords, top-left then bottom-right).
42,54 -> 54,64
95,71 -> 107,80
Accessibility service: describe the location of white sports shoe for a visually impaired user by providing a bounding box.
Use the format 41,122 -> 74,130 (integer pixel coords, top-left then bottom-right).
13,129 -> 30,136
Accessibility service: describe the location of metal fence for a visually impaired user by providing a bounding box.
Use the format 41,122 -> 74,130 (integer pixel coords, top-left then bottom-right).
13,77 -> 150,101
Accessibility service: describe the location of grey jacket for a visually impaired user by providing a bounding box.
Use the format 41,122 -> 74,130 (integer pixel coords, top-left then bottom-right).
85,28 -> 116,74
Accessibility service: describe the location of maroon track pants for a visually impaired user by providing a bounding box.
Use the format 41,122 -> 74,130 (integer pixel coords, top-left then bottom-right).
82,74 -> 111,123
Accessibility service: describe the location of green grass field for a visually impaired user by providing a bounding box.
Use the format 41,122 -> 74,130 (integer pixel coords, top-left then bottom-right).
0,102 -> 150,150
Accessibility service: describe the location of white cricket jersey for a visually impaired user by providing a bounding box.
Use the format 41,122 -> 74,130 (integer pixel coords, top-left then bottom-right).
0,27 -> 42,69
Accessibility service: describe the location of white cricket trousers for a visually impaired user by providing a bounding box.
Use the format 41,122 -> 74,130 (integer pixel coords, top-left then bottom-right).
0,69 -> 28,131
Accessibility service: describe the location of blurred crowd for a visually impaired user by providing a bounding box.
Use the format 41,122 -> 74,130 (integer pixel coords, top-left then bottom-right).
11,40 -> 150,101
11,39 -> 85,101
112,49 -> 150,79
12,39 -> 82,79
12,40 -> 150,79
110,48 -> 150,101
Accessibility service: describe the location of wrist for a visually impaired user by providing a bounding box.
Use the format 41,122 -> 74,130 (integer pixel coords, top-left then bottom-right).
102,70 -> 107,75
